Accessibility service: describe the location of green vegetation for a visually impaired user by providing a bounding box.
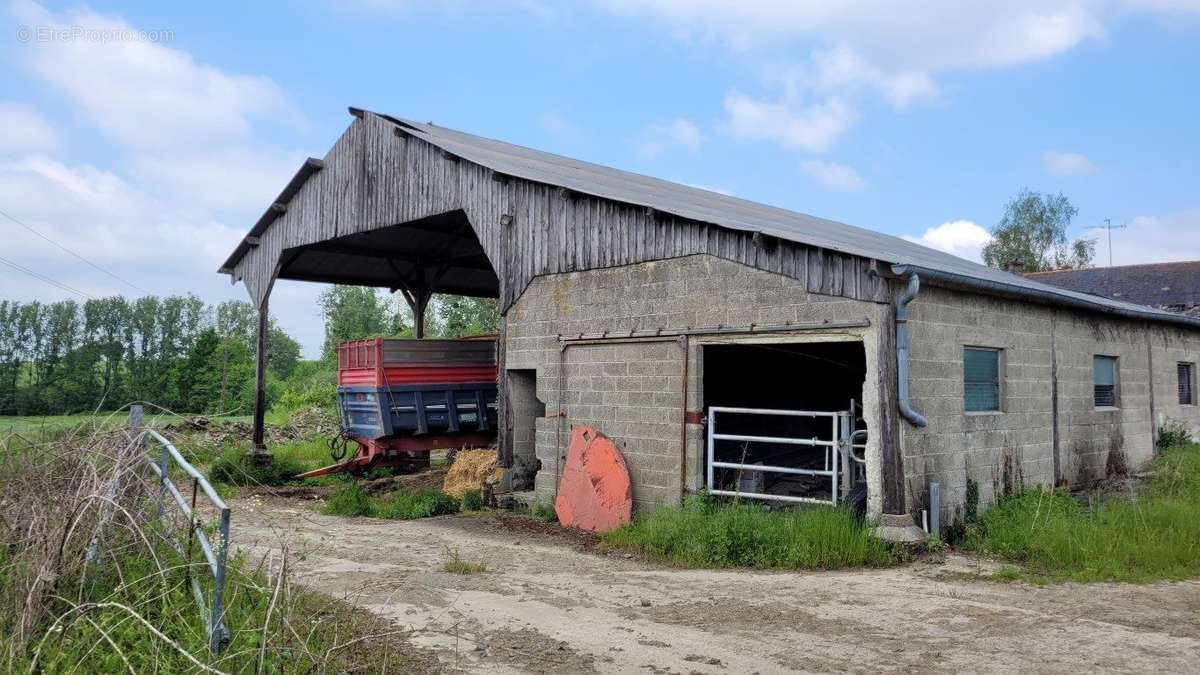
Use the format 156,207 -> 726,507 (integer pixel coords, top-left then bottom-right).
964,444 -> 1200,583
209,449 -> 307,487
0,296 -> 300,417
981,189 -> 1093,272
461,488 -> 484,511
0,428 -> 432,672
1156,418 -> 1192,451
0,411 -> 251,435
440,547 -> 489,575
1,286 -> 498,420
321,483 -> 461,520
603,494 -> 896,570
525,500 -> 558,523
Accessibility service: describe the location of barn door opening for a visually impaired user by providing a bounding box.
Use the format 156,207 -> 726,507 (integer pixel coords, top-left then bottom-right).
702,341 -> 867,505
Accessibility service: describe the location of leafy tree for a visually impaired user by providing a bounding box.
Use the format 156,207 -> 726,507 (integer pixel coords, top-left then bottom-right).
318,286 -> 391,361
982,189 -> 1095,272
0,294 -> 301,415
431,296 -> 500,338
267,327 -> 301,379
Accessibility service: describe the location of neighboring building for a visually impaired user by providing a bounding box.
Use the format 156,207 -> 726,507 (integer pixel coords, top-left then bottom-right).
220,109 -> 1200,533
1026,261 -> 1200,317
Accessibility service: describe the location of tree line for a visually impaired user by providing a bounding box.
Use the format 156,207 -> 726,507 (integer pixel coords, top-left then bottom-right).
0,288 -> 500,417
0,296 -> 299,416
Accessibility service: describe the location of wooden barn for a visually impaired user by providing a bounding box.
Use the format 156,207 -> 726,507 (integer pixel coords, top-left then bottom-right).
221,108 -> 1200,531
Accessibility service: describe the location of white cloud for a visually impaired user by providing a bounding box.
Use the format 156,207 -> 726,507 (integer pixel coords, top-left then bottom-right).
724,92 -> 857,153
1092,209 -> 1200,265
10,1 -> 299,215
903,219 -> 993,263
0,156 -> 243,291
0,103 -> 58,155
13,2 -> 292,152
636,117 -> 703,157
1043,150 -> 1098,176
1,2 -> 317,353
593,2 -> 1110,70
590,1 -> 1200,152
799,159 -> 866,191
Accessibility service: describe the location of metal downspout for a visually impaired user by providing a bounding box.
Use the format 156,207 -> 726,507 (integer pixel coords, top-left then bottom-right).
895,273 -> 928,428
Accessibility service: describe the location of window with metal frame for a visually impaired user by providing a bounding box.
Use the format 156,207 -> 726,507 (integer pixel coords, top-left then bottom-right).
1179,362 -> 1195,406
963,347 -> 1002,412
1094,356 -> 1119,408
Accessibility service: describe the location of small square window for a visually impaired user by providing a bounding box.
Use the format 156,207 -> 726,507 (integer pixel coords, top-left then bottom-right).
1094,356 -> 1119,408
1179,362 -> 1195,406
964,347 -> 1002,412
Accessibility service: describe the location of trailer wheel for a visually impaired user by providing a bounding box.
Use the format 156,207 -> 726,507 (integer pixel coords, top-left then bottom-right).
843,483 -> 868,522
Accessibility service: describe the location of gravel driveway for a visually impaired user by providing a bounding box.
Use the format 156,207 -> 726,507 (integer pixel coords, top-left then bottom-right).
234,495 -> 1200,674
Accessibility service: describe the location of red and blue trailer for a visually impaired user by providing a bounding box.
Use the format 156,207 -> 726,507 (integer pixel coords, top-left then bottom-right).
298,337 -> 498,477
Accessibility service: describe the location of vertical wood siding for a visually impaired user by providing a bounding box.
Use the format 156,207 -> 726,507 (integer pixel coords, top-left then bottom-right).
232,113 -> 891,310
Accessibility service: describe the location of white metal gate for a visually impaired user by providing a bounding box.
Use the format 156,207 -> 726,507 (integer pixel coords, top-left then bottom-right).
705,404 -> 866,505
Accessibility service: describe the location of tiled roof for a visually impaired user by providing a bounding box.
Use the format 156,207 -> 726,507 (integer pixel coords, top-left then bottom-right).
1025,261 -> 1200,310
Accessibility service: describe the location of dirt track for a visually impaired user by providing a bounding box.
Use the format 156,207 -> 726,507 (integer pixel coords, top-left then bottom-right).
234,496 -> 1200,674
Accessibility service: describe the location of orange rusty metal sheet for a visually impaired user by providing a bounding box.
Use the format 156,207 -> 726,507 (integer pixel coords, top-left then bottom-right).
554,426 -> 632,533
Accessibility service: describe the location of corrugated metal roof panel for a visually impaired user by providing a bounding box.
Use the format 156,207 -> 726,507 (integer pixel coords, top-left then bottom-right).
379,112 -> 1192,325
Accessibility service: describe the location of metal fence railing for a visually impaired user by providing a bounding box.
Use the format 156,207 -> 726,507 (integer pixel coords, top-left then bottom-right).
139,408 -> 231,654
705,405 -> 867,506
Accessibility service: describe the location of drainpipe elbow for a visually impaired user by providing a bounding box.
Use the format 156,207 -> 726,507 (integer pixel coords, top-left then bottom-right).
894,272 -> 928,428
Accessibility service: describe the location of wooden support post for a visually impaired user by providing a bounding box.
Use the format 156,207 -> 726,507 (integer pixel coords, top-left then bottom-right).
878,298 -> 905,514
414,291 -> 430,339
252,298 -> 272,462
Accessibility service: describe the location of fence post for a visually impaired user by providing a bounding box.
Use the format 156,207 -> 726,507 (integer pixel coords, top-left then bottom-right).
209,507 -> 231,654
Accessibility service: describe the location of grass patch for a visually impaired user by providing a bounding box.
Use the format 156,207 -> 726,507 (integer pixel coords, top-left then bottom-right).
440,547 -> 488,575
320,483 -> 461,520
0,412 -> 250,436
603,494 -> 896,570
461,489 -> 484,511
964,444 -> 1200,583
528,500 -> 558,523
0,424 -> 437,673
209,450 -> 307,487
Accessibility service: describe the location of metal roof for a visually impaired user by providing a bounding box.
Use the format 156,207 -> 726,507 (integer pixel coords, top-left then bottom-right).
220,108 -> 1199,329
378,112 -> 1197,328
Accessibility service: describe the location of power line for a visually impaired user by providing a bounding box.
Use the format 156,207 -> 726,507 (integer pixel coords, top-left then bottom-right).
0,253 -> 95,299
0,207 -> 150,294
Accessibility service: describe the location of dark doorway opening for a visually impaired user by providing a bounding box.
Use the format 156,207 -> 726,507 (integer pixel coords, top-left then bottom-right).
702,341 -> 867,503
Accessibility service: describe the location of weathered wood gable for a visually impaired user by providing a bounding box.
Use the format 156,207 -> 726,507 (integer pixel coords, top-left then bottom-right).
229,112 -> 892,310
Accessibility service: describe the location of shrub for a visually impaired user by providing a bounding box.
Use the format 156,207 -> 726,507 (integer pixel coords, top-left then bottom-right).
320,484 -> 460,520
603,495 -> 895,570
209,451 -> 305,486
0,426 -> 434,673
461,489 -> 484,511
374,488 -> 460,520
321,483 -> 374,517
1157,418 -> 1193,451
530,500 -> 557,523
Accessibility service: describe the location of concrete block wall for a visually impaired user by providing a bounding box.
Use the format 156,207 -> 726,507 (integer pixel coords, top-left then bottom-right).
504,254 -> 884,512
902,287 -> 1057,514
903,285 -> 1200,528
1148,325 -> 1200,440
504,252 -> 1200,521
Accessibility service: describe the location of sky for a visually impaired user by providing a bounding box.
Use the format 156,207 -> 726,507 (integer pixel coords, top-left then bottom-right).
2,0 -> 1199,358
